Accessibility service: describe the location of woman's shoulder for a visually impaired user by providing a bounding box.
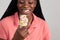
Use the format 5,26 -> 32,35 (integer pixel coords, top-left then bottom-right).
1,15 -> 14,22
36,16 -> 49,28
0,12 -> 18,24
0,15 -> 15,32
34,14 -> 46,24
37,17 -> 45,23
0,15 -> 16,40
33,14 -> 48,27
36,17 -> 46,25
0,15 -> 15,27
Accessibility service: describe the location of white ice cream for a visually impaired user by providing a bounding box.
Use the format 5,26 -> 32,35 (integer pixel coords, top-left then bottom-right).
19,15 -> 28,28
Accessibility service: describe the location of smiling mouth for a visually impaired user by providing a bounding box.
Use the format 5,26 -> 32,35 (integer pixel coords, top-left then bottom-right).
23,10 -> 30,13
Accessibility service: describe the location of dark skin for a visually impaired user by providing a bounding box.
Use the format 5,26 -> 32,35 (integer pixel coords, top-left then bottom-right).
0,0 -> 37,40
17,0 -> 36,29
15,0 -> 37,39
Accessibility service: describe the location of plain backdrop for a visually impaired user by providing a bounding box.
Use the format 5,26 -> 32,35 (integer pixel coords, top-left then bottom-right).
0,0 -> 60,40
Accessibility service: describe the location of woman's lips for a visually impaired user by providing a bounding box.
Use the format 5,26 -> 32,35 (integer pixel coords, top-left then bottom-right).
24,10 -> 29,12
22,10 -> 30,13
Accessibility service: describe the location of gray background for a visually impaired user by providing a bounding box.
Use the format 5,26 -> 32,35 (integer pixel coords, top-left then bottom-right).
0,0 -> 60,40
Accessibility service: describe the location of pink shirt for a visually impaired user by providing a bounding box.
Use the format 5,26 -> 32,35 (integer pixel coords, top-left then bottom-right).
0,12 -> 51,40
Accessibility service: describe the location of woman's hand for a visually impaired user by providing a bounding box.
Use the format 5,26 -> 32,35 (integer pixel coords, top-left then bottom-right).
12,27 -> 29,40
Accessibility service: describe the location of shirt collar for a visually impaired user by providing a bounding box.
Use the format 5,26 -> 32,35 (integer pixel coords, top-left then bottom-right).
14,12 -> 19,26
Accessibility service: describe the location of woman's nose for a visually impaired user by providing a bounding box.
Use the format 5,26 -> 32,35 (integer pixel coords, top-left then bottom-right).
24,3 -> 29,8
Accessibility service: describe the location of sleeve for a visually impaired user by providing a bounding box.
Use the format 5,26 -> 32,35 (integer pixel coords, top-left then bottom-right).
0,21 -> 7,40
43,21 -> 51,40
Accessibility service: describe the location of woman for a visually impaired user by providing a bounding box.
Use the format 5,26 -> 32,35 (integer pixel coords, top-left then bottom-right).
0,0 -> 51,40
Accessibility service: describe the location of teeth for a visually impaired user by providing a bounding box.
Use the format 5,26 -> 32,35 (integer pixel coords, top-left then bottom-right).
23,10 -> 29,12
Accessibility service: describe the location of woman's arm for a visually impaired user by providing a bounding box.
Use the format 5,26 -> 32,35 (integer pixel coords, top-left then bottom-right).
43,22 -> 51,40
0,21 -> 7,40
